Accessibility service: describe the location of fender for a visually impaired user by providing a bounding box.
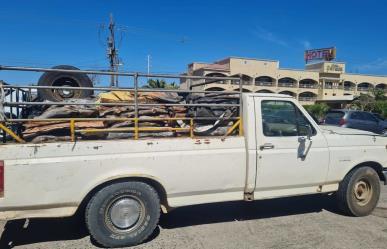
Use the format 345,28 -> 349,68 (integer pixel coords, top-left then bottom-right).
78,172 -> 170,213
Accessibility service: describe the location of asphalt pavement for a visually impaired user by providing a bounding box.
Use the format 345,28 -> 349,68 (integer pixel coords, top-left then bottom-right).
1,186 -> 387,249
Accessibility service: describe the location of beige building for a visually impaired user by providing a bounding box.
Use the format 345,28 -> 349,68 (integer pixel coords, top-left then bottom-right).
180,57 -> 387,106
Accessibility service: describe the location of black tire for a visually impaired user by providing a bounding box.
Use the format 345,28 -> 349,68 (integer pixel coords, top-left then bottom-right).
337,166 -> 380,216
85,181 -> 160,248
38,65 -> 93,101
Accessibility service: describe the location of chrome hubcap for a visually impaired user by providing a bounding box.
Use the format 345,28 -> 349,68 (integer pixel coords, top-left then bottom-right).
108,197 -> 142,230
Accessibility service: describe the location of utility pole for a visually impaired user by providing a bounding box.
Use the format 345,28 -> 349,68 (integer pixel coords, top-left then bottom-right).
146,55 -> 152,84
107,13 -> 120,87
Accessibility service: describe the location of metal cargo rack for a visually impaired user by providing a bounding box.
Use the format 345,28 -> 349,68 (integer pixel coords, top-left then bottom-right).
0,65 -> 244,143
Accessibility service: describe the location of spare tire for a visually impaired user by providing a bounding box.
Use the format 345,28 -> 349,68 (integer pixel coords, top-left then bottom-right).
38,65 -> 94,102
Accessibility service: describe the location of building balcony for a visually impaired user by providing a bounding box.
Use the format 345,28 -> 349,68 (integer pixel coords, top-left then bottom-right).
231,81 -> 251,85
376,87 -> 386,91
357,87 -> 370,92
298,97 -> 317,102
255,81 -> 275,87
299,83 -> 318,89
278,82 -> 296,88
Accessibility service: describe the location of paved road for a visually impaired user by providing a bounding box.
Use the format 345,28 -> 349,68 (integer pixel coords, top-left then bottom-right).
1,187 -> 387,249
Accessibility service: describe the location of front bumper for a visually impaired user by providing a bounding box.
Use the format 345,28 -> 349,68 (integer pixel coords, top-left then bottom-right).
383,170 -> 387,185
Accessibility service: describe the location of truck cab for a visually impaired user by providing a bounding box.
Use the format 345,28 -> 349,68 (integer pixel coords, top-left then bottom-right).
243,94 -> 331,198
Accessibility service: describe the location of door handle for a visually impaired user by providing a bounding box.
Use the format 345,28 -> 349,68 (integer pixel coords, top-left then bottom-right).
259,143 -> 274,150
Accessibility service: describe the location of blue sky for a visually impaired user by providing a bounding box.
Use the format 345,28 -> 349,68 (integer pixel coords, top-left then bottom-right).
1,0 -> 387,86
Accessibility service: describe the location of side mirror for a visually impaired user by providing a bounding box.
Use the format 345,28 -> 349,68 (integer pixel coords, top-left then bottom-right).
306,125 -> 313,140
299,124 -> 313,140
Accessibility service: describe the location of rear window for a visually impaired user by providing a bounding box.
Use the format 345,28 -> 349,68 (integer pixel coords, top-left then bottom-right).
326,111 -> 345,119
325,111 -> 345,124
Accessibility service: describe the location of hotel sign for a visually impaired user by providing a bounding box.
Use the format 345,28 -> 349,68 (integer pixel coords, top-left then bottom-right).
326,63 -> 344,73
305,47 -> 336,63
325,63 -> 345,73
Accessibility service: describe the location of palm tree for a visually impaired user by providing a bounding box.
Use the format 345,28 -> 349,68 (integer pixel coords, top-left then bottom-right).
143,79 -> 178,89
304,103 -> 329,121
372,88 -> 387,101
144,79 -> 166,88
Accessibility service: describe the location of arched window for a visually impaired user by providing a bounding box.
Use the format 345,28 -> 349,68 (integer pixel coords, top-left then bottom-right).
357,82 -> 373,92
299,92 -> 317,101
278,77 -> 297,87
230,74 -> 252,85
375,83 -> 386,91
279,91 -> 296,97
299,79 -> 318,89
256,89 -> 274,93
205,73 -> 228,84
205,87 -> 226,92
343,81 -> 356,91
232,88 -> 251,92
255,76 -> 275,86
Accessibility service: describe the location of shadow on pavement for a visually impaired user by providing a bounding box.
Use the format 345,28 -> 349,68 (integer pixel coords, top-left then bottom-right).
160,194 -> 340,229
0,194 -> 340,248
0,214 -> 88,249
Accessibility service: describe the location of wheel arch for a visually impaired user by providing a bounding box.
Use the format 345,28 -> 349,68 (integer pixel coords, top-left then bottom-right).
348,161 -> 386,184
77,175 -> 170,216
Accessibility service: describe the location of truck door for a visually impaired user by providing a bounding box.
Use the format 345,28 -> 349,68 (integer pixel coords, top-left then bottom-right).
253,97 -> 329,197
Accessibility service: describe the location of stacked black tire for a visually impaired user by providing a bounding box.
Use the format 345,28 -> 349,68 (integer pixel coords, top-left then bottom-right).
38,65 -> 94,101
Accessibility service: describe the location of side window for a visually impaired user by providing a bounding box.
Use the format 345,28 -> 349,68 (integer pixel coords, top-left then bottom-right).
350,112 -> 362,120
296,109 -> 316,136
362,113 -> 378,122
261,100 -> 316,137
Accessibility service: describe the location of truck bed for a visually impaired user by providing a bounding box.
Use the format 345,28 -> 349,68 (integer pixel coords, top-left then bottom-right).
0,136 -> 246,219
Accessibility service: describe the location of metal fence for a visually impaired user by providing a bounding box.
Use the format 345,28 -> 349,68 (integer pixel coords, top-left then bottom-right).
0,65 -> 244,143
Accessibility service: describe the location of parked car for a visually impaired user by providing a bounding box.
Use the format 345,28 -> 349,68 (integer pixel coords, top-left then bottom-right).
324,109 -> 386,135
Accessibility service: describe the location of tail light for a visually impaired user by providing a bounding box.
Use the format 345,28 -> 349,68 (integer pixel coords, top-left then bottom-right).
339,118 -> 346,126
0,160 -> 3,197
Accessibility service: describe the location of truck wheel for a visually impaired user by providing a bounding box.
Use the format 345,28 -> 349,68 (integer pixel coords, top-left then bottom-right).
337,166 -> 380,216
85,181 -> 160,248
38,65 -> 94,102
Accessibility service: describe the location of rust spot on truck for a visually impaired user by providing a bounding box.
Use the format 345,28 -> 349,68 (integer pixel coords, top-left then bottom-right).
204,139 -> 210,144
194,140 -> 201,145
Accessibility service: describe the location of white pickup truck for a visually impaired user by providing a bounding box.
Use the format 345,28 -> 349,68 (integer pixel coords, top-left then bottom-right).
0,93 -> 386,248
